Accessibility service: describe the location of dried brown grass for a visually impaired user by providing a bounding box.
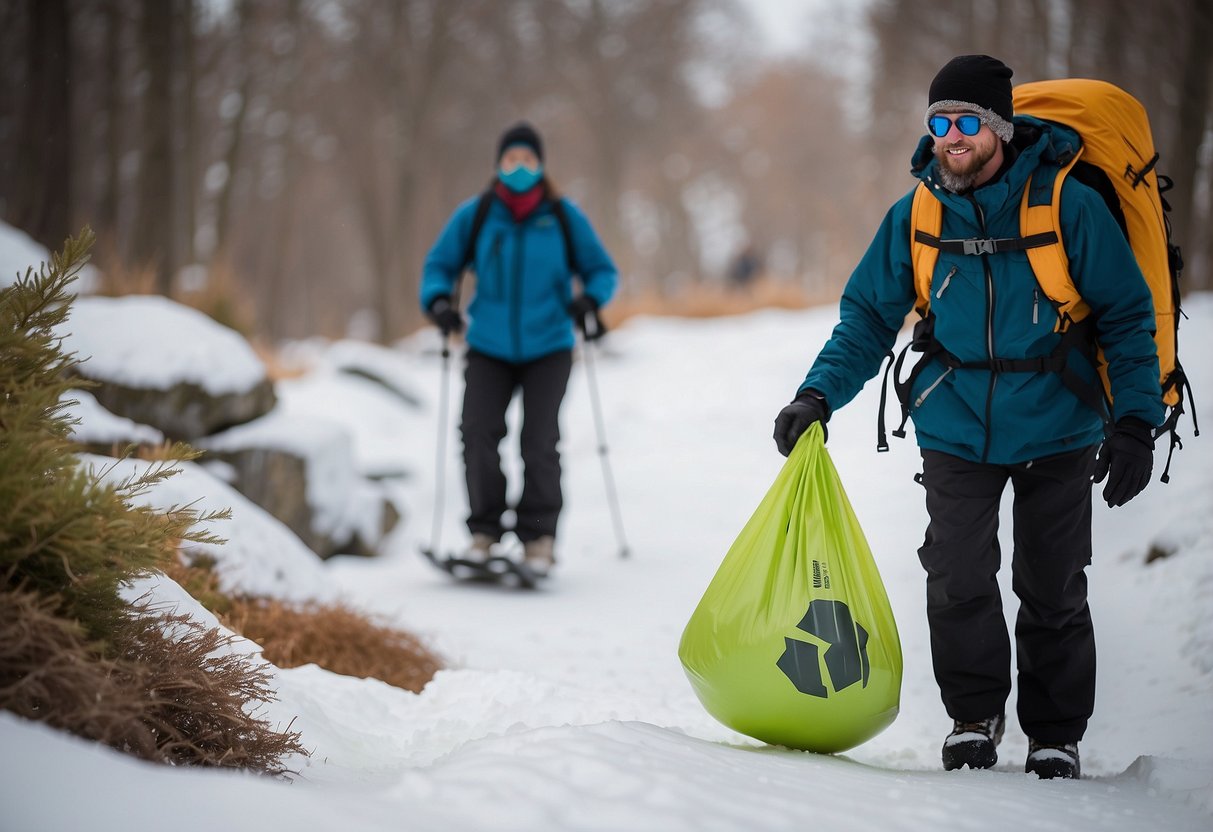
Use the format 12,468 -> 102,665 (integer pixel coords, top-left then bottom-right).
164,556 -> 442,693
90,251 -> 256,338
0,588 -> 150,749
164,556 -> 236,618
173,256 -> 257,338
223,596 -> 442,694
117,610 -> 306,772
251,338 -> 310,382
0,587 -> 307,775
90,253 -> 160,296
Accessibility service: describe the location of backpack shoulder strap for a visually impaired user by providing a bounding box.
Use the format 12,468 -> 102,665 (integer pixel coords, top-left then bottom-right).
1019,153 -> 1090,330
461,188 -> 496,273
549,197 -> 581,276
909,182 -> 941,317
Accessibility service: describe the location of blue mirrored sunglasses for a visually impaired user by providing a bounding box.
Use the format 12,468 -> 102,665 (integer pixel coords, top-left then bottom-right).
928,114 -> 982,138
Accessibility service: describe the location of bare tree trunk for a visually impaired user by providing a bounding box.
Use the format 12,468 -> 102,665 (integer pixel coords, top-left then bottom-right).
1065,0 -> 1093,76
179,0 -> 198,265
97,0 -> 125,261
1025,0 -> 1052,79
212,0 -> 252,267
12,0 -> 72,250
265,0 -> 305,339
1201,146 -> 1213,291
352,171 -> 394,342
132,0 -> 176,294
375,0 -> 461,342
1165,0 -> 1213,267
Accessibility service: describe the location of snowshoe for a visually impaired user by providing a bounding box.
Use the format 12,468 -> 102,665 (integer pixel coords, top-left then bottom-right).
421,547 -> 542,590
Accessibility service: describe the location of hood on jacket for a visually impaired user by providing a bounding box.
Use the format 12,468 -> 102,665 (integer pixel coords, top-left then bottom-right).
910,115 -> 1081,186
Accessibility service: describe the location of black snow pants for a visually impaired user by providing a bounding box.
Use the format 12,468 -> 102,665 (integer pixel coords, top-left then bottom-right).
460,348 -> 572,544
917,444 -> 1099,744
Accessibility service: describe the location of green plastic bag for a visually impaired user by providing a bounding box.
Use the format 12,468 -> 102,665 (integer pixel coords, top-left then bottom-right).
679,423 -> 902,753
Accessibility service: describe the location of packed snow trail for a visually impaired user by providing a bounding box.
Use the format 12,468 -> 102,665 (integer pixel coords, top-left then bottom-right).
5,297 -> 1212,831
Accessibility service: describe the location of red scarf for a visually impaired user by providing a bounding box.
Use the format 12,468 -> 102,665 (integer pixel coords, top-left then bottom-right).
495,181 -> 544,222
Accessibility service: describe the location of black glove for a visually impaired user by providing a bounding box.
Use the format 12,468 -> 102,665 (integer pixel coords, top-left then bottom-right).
1092,416 -> 1155,507
773,389 -> 830,456
568,295 -> 605,341
427,296 -> 464,336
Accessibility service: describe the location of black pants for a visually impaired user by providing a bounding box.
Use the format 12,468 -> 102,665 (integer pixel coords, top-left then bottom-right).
460,348 -> 572,543
917,445 -> 1099,744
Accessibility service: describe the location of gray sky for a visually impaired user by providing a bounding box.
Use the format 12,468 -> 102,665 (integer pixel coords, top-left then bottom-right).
742,0 -> 818,55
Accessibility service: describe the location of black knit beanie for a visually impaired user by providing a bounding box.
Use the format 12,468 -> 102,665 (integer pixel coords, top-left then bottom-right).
496,121 -> 544,163
924,55 -> 1015,142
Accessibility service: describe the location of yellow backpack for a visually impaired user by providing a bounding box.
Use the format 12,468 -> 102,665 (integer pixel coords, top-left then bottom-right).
901,78 -> 1195,479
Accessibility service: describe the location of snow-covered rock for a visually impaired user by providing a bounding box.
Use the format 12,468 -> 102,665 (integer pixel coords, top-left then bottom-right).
62,389 -> 166,450
58,295 -> 276,439
322,338 -> 425,407
0,221 -> 52,288
0,220 -> 101,294
275,336 -> 431,481
199,409 -> 399,558
84,454 -> 334,603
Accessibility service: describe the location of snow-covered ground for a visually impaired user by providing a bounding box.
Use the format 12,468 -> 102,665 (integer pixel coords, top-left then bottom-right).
5,294 -> 1213,831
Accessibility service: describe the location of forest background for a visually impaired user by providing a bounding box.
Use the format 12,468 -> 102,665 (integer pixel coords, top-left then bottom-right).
2,0 -> 1210,344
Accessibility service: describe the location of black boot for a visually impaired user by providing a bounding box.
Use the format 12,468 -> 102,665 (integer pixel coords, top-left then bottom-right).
1025,739 -> 1081,779
942,715 -> 1005,771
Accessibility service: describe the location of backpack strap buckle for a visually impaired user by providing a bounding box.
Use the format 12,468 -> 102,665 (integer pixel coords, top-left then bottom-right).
989,355 -> 1062,373
963,238 -> 997,256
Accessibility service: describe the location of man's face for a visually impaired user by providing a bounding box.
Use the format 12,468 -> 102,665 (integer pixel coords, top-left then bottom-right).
932,111 -> 999,181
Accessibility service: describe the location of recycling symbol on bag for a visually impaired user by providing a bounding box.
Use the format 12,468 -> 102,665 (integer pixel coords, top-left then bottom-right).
777,599 -> 871,698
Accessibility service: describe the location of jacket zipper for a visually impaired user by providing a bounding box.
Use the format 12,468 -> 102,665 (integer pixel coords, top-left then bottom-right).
936,265 -> 957,299
1032,287 -> 1039,325
915,367 -> 953,408
511,224 -> 524,361
490,233 -> 504,298
967,195 -> 997,463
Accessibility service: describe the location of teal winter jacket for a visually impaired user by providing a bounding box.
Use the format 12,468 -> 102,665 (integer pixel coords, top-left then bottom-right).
800,116 -> 1163,464
420,192 -> 618,364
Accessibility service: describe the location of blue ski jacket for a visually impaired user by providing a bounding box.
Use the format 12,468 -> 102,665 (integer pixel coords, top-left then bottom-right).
420,192 -> 618,364
800,116 -> 1163,464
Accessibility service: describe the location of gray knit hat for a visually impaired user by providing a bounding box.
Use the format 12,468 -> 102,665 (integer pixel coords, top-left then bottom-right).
924,55 -> 1015,143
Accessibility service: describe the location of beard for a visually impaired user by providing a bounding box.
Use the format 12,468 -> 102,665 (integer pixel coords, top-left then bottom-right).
935,136 -> 999,193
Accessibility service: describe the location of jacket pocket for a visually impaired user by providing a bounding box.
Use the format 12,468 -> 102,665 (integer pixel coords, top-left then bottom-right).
913,366 -> 953,410
934,265 -> 958,300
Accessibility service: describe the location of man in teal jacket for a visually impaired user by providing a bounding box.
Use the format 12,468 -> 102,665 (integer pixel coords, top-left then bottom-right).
774,56 -> 1162,779
421,122 -> 617,576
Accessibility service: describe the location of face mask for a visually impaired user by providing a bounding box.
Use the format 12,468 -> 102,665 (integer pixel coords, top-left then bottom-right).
498,163 -> 543,193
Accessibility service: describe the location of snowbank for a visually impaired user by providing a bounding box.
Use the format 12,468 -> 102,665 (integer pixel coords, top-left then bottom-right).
85,454 -> 334,603
6,294 -> 1212,830
60,295 -> 267,395
201,408 -> 388,549
0,221 -> 50,288
62,389 -> 166,446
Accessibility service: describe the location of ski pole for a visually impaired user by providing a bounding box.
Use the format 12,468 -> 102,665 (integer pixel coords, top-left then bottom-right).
424,277 -> 465,559
581,317 -> 630,559
424,331 -> 454,558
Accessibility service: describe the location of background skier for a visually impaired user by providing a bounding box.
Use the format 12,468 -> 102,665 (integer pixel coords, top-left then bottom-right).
420,122 -> 618,577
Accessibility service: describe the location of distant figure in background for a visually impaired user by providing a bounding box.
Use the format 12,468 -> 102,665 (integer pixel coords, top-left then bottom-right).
419,122 -> 618,577
728,244 -> 762,292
